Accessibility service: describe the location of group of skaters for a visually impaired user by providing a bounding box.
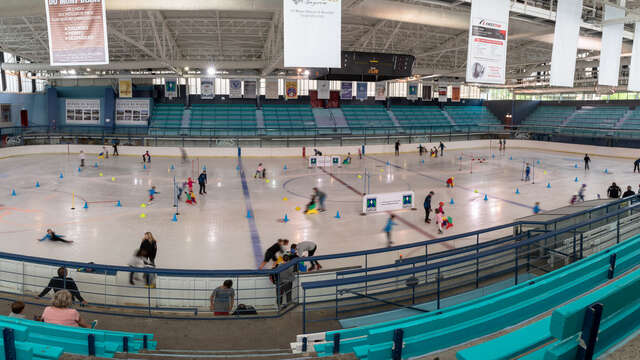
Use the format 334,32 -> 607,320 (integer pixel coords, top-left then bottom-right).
174,170 -> 208,206
415,141 -> 446,158
259,239 -> 322,272
128,232 -> 158,286
304,188 -> 327,214
584,153 -> 640,174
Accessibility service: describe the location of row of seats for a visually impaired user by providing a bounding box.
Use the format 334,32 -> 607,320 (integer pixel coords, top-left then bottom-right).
341,105 -> 395,135
445,105 -> 501,132
0,314 -> 156,359
263,104 -> 316,135
189,104 -> 257,136
312,233 -> 640,359
391,106 -> 451,133
149,103 -> 184,136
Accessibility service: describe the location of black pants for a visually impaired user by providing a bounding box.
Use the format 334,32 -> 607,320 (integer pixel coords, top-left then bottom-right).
634,163 -> 639,172
80,159 -> 85,167
425,207 -> 431,222
440,148 -> 444,156
199,182 -> 206,194
395,149 -> 399,156
113,147 -> 118,156
585,162 -> 590,170
307,246 -> 320,268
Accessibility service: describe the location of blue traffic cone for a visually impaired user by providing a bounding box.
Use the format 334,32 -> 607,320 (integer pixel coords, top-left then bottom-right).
604,168 -> 608,174
386,161 -> 390,166
116,200 -> 121,207
94,162 -> 98,168
143,163 -> 146,170
60,173 -> 64,179
509,156 -> 513,160
575,177 -> 579,182
170,164 -> 175,170
459,156 -> 463,160
36,181 -> 40,188
172,213 -> 178,222
574,164 -> 578,168
537,160 -> 540,164
492,154 -> 495,159
284,165 -> 288,170
335,210 -> 341,219
246,210 -> 252,218
283,214 -> 289,223
450,198 -> 454,205
236,165 -> 240,170
203,165 -> 206,171
547,183 -> 551,189
484,194 -> 488,201
11,189 -> 16,196
515,188 -> 520,194
78,167 -> 82,172
83,202 -> 88,209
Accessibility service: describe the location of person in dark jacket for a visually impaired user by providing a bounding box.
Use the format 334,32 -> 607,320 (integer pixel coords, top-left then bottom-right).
584,154 -> 591,171
634,158 -> 640,173
38,267 -> 87,305
198,170 -> 207,195
424,191 -> 434,223
622,186 -> 635,198
394,140 -> 400,156
274,255 -> 296,308
439,142 -> 445,156
259,239 -> 289,269
607,182 -> 622,198
139,232 -> 158,265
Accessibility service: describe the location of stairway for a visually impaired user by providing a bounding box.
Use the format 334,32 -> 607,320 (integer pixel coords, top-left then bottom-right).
328,108 -> 349,128
181,109 -> 191,135
442,108 -> 456,125
616,109 -> 632,128
386,110 -> 403,132
561,108 -> 581,126
256,109 -> 265,128
312,108 -> 335,127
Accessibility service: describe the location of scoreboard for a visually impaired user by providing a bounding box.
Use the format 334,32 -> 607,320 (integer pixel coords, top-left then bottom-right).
310,51 -> 415,81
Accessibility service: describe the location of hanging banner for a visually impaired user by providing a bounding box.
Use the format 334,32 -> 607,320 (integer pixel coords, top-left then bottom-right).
466,0 -> 509,84
375,82 -> 387,101
629,23 -> 640,91
118,79 -> 132,98
283,0 -> 341,68
451,86 -> 461,102
65,99 -> 100,125
165,78 -> 178,99
229,80 -> 242,98
45,0 -> 109,66
318,80 -> 330,100
115,99 -> 150,125
266,79 -> 279,99
599,5 -> 625,86
201,79 -> 214,99
422,85 -> 432,100
285,80 -> 298,99
356,82 -> 368,100
550,0 -> 583,87
340,82 -> 353,100
407,82 -> 419,100
244,80 -> 257,98
438,86 -> 448,102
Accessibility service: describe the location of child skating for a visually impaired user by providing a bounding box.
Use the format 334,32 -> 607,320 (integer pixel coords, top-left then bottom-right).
383,214 -> 398,247
148,186 -> 158,204
254,163 -> 265,179
79,150 -> 85,167
524,163 -> 531,182
39,229 -> 73,243
185,190 -> 197,205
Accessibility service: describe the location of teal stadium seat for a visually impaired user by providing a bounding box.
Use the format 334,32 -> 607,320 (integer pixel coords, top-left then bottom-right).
149,103 -> 185,136
262,104 -> 316,135
391,106 -> 451,133
444,105 -> 501,133
341,105 -> 394,134
189,104 -> 257,136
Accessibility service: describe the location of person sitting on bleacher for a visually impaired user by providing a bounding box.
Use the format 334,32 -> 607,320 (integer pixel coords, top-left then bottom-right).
38,267 -> 88,306
41,290 -> 92,328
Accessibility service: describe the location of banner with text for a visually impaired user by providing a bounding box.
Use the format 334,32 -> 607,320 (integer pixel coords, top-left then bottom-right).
229,80 -> 242,98
165,79 -> 177,98
375,82 -> 387,101
362,191 -> 415,214
285,80 -> 298,99
550,0 -> 583,87
599,5 -> 625,86
340,82 -> 353,100
318,80 -> 330,99
438,86 -> 448,102
65,99 -> 100,125
118,79 -> 132,98
201,79 -> 214,99
466,0 -> 509,84
116,99 -> 149,125
266,79 -> 279,99
283,0 -> 341,68
451,86 -> 461,102
244,80 -> 257,98
45,0 -> 109,66
408,82 -> 418,100
422,85 -> 432,100
356,82 -> 368,100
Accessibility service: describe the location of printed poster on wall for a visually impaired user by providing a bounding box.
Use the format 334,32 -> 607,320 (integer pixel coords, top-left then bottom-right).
244,80 -> 257,98
65,99 -> 100,125
266,79 -> 279,99
165,78 -> 178,98
115,99 -> 150,125
229,80 -> 242,98
283,0 -> 341,68
340,82 -> 353,100
466,0 -> 510,84
422,85 -> 432,100
118,79 -> 132,98
451,86 -> 461,102
375,82 -> 387,101
285,80 -> 298,99
318,80 -> 330,100
201,79 -> 214,99
438,86 -> 448,102
45,0 -> 109,66
407,82 -> 419,100
356,82 -> 368,100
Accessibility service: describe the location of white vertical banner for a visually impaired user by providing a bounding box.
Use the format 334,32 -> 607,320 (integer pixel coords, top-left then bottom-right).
550,0 -> 583,87
229,80 -> 242,98
375,82 -> 387,101
283,0 -> 341,68
317,80 -> 330,99
438,86 -> 448,102
201,79 -> 214,99
466,0 -> 509,84
266,79 -> 279,99
629,24 -> 640,91
599,5 -> 625,86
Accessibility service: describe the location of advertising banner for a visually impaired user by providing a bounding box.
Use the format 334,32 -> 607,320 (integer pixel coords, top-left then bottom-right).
629,23 -> 640,91
438,86 -> 448,102
201,79 -> 214,99
375,82 -> 387,101
451,86 -> 461,102
115,99 -> 150,125
283,0 -> 341,68
285,80 -> 298,99
244,80 -> 257,98
266,79 -> 279,99
362,191 -> 415,214
466,0 -> 510,84
229,80 -> 242,98
407,82 -> 418,100
340,82 -> 353,100
308,155 -> 341,168
550,0 -> 583,87
165,78 -> 178,98
422,85 -> 432,100
599,5 -> 625,86
65,99 -> 100,125
118,79 -> 132,98
45,0 -> 109,66
318,80 -> 330,100
356,82 -> 368,100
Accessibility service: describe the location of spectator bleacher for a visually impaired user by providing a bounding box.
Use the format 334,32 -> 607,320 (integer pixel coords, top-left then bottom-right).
341,105 -> 395,134
262,104 -> 316,135
190,104 -> 257,136
391,105 -> 451,133
148,103 -> 184,136
562,106 -> 626,137
615,107 -> 640,139
445,106 -> 500,132
520,106 -> 576,133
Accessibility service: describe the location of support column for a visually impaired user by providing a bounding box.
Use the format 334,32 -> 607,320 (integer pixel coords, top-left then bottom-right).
103,87 -> 116,131
46,87 -> 58,130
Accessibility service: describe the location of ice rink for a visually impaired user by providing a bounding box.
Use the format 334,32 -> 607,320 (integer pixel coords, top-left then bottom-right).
0,145 -> 639,269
